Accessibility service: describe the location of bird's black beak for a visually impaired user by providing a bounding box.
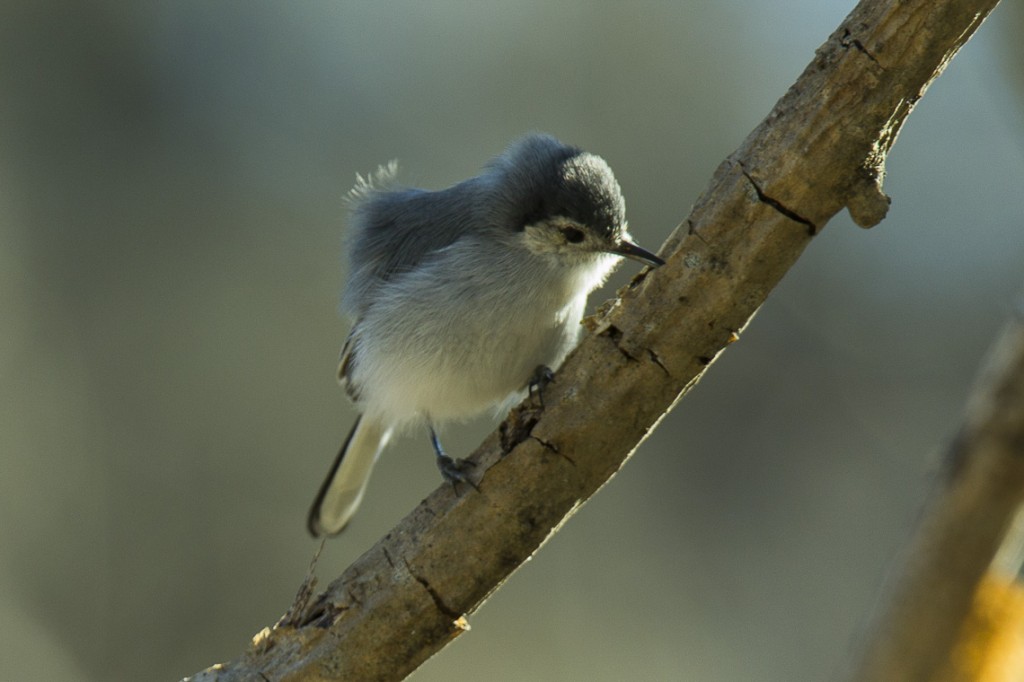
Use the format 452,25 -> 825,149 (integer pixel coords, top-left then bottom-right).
609,240 -> 665,268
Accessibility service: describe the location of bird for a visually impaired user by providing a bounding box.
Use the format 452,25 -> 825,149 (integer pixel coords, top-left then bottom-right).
307,133 -> 664,536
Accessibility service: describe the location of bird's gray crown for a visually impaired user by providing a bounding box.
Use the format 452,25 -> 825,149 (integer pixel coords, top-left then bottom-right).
489,134 -> 626,240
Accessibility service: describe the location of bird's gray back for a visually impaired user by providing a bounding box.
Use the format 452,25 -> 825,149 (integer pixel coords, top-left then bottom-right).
342,177 -> 495,319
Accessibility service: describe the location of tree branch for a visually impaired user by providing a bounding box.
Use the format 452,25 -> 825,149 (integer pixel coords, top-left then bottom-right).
851,307 -> 1024,681
184,0 -> 1002,679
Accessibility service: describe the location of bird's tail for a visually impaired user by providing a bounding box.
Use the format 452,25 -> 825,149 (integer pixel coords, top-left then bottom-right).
307,415 -> 390,536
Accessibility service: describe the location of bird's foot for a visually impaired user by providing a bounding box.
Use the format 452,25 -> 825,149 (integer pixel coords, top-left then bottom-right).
430,425 -> 479,491
436,454 -> 479,491
528,365 -> 555,407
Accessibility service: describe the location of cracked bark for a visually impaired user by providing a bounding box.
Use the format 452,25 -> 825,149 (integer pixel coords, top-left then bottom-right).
182,0 -> 1002,680
404,558 -> 461,622
738,161 -> 819,234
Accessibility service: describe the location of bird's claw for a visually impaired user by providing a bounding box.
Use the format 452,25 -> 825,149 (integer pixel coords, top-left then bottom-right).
528,365 -> 555,407
437,455 -> 479,492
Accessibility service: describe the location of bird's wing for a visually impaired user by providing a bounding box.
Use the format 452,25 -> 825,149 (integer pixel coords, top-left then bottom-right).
342,173 -> 483,318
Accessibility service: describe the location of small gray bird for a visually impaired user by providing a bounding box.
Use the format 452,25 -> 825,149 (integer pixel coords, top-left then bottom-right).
308,133 -> 663,536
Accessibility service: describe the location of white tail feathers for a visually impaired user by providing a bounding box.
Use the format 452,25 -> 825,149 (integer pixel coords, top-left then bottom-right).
307,416 -> 391,536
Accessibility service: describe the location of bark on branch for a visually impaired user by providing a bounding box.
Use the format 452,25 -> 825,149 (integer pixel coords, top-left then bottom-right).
184,0 -> 1002,679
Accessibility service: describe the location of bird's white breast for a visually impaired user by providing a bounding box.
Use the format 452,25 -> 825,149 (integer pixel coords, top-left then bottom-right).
347,236 -> 616,429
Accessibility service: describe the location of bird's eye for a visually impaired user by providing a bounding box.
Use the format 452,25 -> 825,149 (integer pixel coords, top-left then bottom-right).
562,228 -> 585,244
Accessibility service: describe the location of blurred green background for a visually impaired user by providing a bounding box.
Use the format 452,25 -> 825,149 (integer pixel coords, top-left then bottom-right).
2,2 -> 1023,680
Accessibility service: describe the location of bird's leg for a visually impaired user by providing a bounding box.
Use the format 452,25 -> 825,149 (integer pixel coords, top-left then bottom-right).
528,364 -> 555,407
430,425 -> 478,491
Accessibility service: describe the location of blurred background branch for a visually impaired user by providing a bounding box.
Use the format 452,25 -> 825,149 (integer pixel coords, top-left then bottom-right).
852,305 -> 1024,681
